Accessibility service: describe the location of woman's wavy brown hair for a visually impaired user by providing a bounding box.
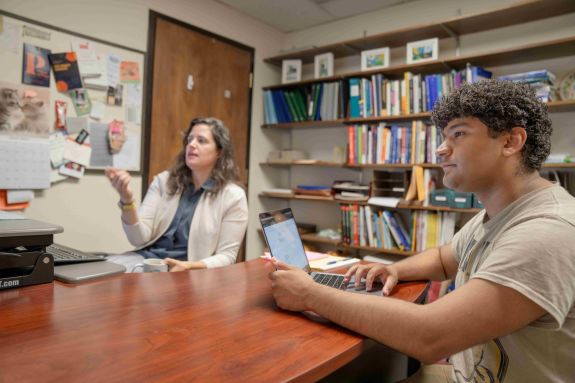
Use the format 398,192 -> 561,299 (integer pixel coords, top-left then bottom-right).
166,117 -> 240,197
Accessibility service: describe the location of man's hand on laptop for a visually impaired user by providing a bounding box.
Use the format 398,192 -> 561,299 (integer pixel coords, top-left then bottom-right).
267,259 -> 314,312
344,263 -> 398,296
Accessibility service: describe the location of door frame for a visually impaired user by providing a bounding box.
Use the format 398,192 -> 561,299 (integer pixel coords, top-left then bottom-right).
143,10 -> 255,192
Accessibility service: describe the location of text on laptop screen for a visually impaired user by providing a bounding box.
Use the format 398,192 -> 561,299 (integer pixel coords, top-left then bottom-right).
261,211 -> 308,270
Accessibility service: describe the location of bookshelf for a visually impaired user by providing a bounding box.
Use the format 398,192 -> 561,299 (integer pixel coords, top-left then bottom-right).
259,0 -> 575,260
263,0 -> 575,66
261,100 -> 575,127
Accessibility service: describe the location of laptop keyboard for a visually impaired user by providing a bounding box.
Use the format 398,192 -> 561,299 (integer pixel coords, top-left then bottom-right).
46,243 -> 104,264
313,273 -> 346,289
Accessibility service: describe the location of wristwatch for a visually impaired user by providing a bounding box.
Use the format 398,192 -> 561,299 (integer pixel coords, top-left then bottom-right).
117,200 -> 136,211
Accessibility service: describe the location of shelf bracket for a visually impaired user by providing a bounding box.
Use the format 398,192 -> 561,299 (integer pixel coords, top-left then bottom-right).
341,43 -> 362,54
439,23 -> 460,57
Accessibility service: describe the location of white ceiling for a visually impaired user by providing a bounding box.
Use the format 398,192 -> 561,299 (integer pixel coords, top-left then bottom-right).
216,0 -> 418,33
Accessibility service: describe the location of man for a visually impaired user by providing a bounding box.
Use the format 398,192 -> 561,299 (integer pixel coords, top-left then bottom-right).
267,80 -> 575,382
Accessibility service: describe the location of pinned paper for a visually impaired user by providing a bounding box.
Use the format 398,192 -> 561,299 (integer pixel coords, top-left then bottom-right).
49,131 -> 66,167
58,161 -> 85,178
0,137 -> 50,189
90,101 -> 105,120
63,137 -> 91,167
7,190 -> 34,204
0,22 -> 20,53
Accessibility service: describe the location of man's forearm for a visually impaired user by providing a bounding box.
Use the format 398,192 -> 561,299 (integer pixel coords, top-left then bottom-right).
392,246 -> 449,282
305,284 -> 434,362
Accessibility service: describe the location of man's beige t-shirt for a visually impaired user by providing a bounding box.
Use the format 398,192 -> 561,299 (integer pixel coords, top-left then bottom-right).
450,184 -> 575,383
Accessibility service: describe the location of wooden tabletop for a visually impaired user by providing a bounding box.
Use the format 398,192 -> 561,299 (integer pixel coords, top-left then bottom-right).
0,259 -> 426,383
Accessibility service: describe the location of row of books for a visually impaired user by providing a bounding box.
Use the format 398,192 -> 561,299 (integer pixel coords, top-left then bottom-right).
263,81 -> 345,124
411,211 -> 456,253
498,69 -> 556,102
348,64 -> 492,118
339,204 -> 457,253
347,122 -> 442,165
340,205 -> 411,251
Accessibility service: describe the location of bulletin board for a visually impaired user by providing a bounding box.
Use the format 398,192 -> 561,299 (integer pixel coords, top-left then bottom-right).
0,10 -> 145,190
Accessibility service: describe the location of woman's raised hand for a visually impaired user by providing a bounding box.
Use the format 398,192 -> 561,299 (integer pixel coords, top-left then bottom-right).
105,167 -> 134,203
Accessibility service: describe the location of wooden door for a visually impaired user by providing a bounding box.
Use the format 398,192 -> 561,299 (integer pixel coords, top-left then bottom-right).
145,12 -> 253,187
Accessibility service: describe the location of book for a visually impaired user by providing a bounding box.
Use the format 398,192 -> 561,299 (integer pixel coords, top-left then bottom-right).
309,255 -> 360,271
22,43 -> 51,87
49,52 -> 83,92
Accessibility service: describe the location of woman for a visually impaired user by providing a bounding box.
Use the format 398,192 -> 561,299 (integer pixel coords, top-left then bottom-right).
105,117 -> 248,272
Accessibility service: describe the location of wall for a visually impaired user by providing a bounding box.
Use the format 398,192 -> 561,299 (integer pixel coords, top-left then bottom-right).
0,0 -> 284,255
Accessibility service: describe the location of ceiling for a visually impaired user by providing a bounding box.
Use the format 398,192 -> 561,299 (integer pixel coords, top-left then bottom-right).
216,0 -> 418,33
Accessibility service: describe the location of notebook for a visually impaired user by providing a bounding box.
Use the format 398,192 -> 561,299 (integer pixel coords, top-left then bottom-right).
259,208 -> 382,295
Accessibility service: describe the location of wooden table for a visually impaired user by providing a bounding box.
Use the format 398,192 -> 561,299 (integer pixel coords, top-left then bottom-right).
0,260 -> 426,382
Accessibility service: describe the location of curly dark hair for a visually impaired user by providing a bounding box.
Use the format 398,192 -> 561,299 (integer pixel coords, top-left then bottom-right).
166,117 -> 240,197
431,79 -> 552,172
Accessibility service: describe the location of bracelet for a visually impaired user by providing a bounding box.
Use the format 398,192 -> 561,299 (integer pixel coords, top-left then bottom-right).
117,200 -> 136,211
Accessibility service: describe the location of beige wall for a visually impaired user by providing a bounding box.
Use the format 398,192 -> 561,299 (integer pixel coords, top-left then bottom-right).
0,0 -> 284,256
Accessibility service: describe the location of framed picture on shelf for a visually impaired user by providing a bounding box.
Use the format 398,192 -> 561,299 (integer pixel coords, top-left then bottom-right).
314,52 -> 334,78
406,38 -> 438,64
361,47 -> 390,71
281,59 -> 302,84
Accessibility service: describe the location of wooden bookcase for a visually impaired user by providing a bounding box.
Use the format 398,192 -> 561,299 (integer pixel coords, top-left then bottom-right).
259,0 -> 575,258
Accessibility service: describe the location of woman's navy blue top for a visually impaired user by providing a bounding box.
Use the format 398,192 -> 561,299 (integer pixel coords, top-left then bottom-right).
136,179 -> 213,260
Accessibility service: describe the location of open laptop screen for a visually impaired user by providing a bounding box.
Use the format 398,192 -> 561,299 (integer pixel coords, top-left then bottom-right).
259,208 -> 310,271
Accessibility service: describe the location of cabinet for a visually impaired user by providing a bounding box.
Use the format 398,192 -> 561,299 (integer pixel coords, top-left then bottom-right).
259,0 -> 575,259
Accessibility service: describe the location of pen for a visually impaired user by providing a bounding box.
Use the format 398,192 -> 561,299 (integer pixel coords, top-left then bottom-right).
326,257 -> 353,265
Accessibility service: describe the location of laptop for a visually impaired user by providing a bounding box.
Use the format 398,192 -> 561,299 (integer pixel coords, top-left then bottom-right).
53,261 -> 126,283
259,208 -> 383,295
46,243 -> 106,264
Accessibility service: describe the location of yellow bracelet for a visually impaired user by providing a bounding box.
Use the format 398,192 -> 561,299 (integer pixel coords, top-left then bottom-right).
117,200 -> 136,211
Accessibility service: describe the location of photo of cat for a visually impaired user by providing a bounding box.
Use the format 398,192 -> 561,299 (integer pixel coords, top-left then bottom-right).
0,82 -> 50,137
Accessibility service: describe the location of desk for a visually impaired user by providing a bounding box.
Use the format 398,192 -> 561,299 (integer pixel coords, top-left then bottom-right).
0,260 -> 426,382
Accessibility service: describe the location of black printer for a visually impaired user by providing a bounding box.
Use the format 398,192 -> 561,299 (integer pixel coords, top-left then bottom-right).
0,218 -> 63,290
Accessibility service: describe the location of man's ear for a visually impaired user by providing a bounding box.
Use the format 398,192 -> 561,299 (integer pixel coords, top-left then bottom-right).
502,127 -> 527,157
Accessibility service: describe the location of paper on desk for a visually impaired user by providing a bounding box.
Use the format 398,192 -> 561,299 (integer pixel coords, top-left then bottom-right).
49,131 -> 66,168
63,138 -> 92,167
309,255 -> 360,271
263,251 -> 330,262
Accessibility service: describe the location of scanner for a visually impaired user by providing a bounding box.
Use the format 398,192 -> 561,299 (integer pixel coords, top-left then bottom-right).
0,219 -> 63,290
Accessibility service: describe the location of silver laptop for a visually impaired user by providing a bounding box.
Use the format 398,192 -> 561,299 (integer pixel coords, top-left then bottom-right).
259,208 -> 382,295
54,261 -> 126,283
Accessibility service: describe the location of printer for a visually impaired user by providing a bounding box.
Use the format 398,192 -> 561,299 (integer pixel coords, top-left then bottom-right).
0,218 -> 63,290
